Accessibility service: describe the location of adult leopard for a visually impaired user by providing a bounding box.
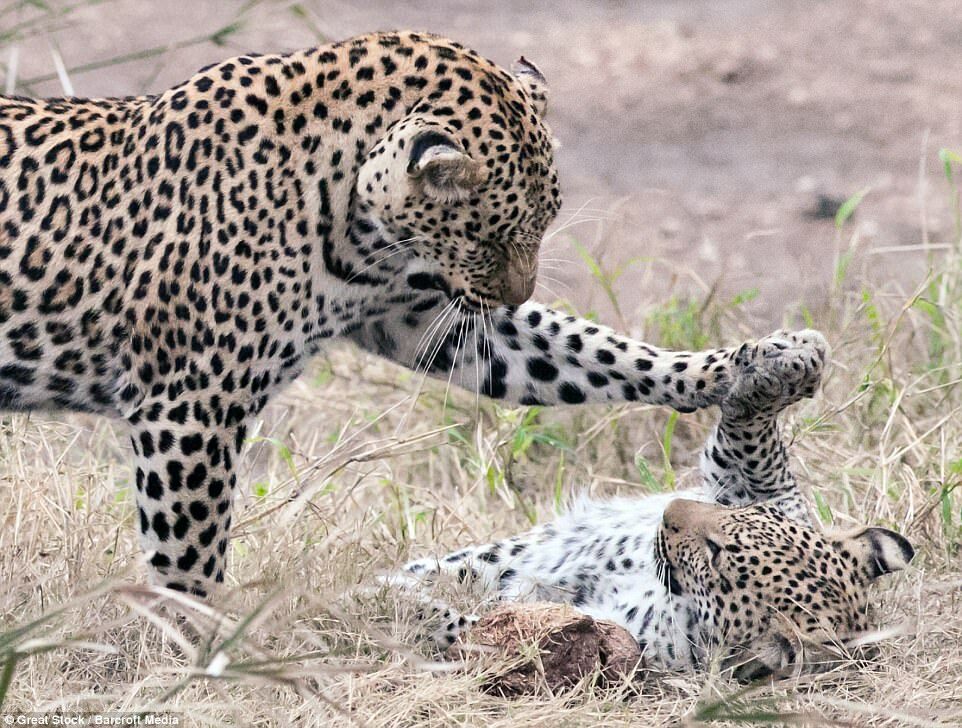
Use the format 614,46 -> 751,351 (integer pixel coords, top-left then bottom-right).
0,30 -> 819,597
390,335 -> 914,679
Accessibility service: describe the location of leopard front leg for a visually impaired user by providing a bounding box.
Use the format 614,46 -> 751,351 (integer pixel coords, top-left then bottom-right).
700,329 -> 829,523
127,397 -> 252,597
352,298 -> 743,413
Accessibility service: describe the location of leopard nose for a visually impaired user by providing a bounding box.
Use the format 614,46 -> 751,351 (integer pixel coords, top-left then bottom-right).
502,267 -> 536,306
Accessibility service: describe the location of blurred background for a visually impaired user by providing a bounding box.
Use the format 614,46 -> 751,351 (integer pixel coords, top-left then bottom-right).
4,0 -> 960,332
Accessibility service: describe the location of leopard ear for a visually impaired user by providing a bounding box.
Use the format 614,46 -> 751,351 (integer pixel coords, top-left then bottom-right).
407,129 -> 485,203
839,527 -> 915,581
512,56 -> 548,116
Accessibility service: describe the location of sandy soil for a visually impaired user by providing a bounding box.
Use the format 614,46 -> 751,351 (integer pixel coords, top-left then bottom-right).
5,0 -> 961,326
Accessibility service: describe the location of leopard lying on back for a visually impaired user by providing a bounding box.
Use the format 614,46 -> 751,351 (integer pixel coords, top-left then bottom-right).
384,333 -> 914,678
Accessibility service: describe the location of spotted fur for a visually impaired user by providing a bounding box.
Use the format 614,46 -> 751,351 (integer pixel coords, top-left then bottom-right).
392,334 -> 914,677
0,30 -> 827,596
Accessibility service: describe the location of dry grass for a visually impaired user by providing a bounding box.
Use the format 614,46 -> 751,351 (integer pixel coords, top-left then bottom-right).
2,235 -> 962,726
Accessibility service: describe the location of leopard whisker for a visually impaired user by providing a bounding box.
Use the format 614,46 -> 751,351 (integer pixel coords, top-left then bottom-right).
538,274 -> 571,292
410,298 -> 459,378
422,302 -> 461,379
478,298 -> 493,400
347,237 -> 423,282
556,199 -> 617,221
399,299 -> 462,431
556,208 -> 616,217
535,280 -> 566,303
506,237 -> 537,279
441,302 -> 469,414
541,215 -> 607,243
418,304 -> 460,392
471,312 -> 482,417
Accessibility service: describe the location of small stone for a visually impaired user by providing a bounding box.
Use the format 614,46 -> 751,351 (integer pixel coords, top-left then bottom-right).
808,194 -> 846,221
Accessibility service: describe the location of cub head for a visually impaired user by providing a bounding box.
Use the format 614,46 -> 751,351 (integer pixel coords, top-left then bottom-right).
354,55 -> 561,309
658,499 -> 914,678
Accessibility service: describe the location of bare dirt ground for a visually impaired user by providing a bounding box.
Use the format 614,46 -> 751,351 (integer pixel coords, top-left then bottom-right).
2,1 -> 962,726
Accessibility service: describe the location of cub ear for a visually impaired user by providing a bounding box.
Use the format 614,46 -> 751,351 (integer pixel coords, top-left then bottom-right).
512,56 -> 549,116
407,129 -> 485,203
841,527 -> 915,580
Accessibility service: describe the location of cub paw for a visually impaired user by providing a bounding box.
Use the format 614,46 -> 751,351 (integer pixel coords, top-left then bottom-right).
428,609 -> 480,651
722,329 -> 828,421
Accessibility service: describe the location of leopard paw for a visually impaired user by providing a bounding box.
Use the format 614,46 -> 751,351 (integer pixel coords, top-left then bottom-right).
722,329 -> 828,421
428,609 -> 480,651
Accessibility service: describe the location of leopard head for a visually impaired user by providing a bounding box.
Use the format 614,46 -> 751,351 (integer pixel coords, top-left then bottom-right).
658,498 -> 914,678
353,56 -> 561,310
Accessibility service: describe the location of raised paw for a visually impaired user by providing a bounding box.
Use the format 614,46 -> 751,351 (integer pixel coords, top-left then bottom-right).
721,329 -> 829,421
